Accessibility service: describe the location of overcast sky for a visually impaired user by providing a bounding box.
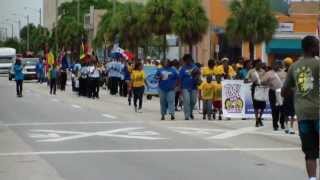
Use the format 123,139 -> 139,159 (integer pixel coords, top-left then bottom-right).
0,0 -> 42,37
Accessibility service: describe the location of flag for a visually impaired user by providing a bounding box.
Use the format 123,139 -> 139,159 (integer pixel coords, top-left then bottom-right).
47,52 -> 55,65
80,42 -> 86,60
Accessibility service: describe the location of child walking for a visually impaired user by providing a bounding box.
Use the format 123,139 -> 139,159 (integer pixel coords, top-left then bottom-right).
199,76 -> 215,120
213,76 -> 223,120
130,62 -> 145,113
49,65 -> 58,95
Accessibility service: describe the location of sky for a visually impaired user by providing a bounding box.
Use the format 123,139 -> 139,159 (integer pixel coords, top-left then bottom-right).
0,0 -> 42,37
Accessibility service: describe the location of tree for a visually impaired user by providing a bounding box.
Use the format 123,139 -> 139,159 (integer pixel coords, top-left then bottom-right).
143,0 -> 174,60
20,24 -> 50,53
172,0 -> 209,55
3,38 -> 21,52
226,0 -> 277,62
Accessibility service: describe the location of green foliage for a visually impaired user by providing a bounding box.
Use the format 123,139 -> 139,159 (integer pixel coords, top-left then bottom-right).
226,0 -> 277,44
19,24 -> 50,53
226,0 -> 278,61
171,0 -> 209,53
2,38 -> 21,52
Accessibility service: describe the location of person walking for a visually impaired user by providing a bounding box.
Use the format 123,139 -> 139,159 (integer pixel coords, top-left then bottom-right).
199,76 -> 215,120
60,55 -> 69,91
214,58 -> 236,79
156,59 -> 178,120
213,75 -> 223,120
36,58 -> 45,83
282,57 -> 296,134
246,59 -> 266,127
79,63 -> 89,96
131,62 -> 145,113
179,54 -> 201,120
261,61 -> 286,131
14,58 -> 24,97
48,64 -> 58,95
282,36 -> 319,180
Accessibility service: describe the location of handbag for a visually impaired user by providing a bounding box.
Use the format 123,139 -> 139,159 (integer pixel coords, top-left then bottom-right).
254,85 -> 269,101
253,70 -> 268,101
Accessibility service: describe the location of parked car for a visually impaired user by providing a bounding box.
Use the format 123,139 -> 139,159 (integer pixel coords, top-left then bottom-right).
9,58 -> 39,80
0,48 -> 16,79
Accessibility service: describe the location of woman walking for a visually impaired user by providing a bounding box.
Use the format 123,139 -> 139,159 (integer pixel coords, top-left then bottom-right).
14,58 -> 24,97
156,59 -> 178,120
246,59 -> 266,127
131,62 -> 145,113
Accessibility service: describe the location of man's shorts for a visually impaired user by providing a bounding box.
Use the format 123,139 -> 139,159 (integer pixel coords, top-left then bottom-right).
298,120 -> 319,160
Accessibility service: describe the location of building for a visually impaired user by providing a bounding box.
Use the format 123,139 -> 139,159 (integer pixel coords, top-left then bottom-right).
43,0 -> 72,31
203,0 -> 319,65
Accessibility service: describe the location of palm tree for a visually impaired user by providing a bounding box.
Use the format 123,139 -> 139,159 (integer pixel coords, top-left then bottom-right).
171,0 -> 209,55
226,0 -> 278,62
143,0 -> 174,60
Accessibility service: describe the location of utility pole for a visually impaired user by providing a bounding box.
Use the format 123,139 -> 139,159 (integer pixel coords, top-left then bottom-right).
27,15 -> 30,51
55,0 -> 59,53
39,8 -> 42,26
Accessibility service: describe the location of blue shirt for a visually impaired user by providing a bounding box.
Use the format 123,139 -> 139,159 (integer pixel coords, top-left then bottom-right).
14,64 -> 24,80
156,67 -> 178,92
36,62 -> 44,74
179,64 -> 199,90
238,68 -> 249,80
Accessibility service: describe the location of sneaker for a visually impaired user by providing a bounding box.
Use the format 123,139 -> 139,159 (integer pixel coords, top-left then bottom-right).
185,118 -> 189,120
171,115 -> 175,120
138,109 -> 143,113
289,128 -> 295,134
218,116 -> 222,120
161,116 -> 165,121
190,114 -> 194,120
281,124 -> 285,130
134,107 -> 138,112
203,116 -> 206,120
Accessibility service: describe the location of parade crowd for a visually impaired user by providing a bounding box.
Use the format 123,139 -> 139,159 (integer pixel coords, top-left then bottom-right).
12,36 -> 319,180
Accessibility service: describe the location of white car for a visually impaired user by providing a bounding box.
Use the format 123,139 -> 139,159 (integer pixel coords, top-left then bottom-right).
0,48 -> 16,76
9,58 -> 39,80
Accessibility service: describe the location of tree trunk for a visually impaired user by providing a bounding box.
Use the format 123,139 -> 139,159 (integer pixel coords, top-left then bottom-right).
249,41 -> 255,62
163,34 -> 166,60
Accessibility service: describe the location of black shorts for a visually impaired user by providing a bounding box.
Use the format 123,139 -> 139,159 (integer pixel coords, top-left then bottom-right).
298,120 -> 319,160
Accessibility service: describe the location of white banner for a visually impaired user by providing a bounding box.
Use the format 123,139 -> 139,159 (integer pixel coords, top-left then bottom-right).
222,80 -> 272,119
222,80 -> 246,118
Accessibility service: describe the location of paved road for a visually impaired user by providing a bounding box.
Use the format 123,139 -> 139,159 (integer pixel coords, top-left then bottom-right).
0,77 -> 307,180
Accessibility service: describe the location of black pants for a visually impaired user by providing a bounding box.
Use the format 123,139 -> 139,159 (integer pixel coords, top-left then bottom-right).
109,77 -> 120,95
133,86 -> 144,109
60,71 -> 67,91
16,80 -> 23,96
119,80 -> 128,97
269,89 -> 285,129
93,78 -> 100,98
175,91 -> 180,109
50,79 -> 57,94
79,77 -> 88,96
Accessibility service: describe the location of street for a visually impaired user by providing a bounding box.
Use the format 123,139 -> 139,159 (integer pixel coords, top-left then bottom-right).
0,76 -> 307,180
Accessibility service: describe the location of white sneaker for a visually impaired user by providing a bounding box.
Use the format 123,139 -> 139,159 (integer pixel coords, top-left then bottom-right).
137,109 -> 143,113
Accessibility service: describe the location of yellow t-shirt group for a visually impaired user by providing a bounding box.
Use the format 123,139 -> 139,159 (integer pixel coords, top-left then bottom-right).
199,82 -> 222,101
202,65 -> 236,78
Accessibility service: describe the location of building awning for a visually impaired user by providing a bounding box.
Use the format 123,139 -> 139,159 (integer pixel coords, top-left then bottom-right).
266,39 -> 302,54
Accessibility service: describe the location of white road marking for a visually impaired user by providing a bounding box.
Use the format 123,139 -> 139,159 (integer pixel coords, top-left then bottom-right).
51,98 -> 59,102
29,128 -> 166,142
1,121 -> 143,127
169,127 -> 226,135
0,147 -> 300,157
208,127 -> 259,139
71,104 -> 81,109
29,133 -> 61,139
102,114 -> 117,119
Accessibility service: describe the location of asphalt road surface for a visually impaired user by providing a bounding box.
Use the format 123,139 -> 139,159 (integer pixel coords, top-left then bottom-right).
0,77 -> 308,180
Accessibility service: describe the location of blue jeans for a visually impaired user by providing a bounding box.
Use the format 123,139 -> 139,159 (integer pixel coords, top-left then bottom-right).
159,90 -> 175,116
182,89 -> 197,119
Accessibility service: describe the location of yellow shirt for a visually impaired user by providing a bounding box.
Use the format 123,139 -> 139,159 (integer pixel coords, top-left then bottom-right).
131,70 -> 145,88
202,67 -> 215,77
213,65 -> 236,78
199,82 -> 215,100
213,82 -> 222,101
